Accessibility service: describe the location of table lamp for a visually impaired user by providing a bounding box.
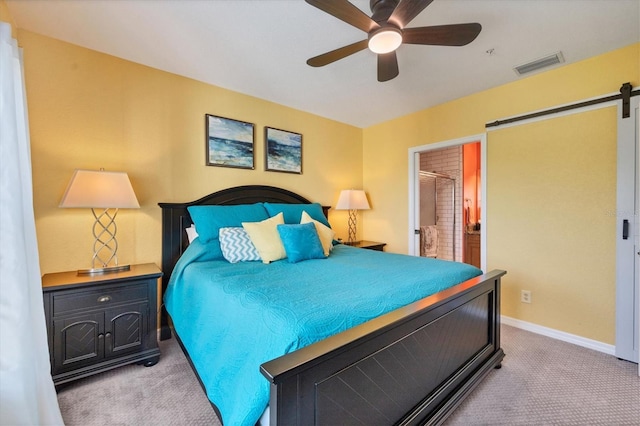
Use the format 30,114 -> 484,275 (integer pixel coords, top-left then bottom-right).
335,189 -> 370,243
59,169 -> 140,275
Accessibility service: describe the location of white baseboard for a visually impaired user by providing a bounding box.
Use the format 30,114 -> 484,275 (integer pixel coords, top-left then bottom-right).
501,315 -> 616,356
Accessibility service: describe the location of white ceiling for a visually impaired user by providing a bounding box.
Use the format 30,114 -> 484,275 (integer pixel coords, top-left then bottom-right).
6,0 -> 640,128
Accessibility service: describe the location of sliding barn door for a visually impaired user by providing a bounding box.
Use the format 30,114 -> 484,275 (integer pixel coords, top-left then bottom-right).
616,95 -> 639,363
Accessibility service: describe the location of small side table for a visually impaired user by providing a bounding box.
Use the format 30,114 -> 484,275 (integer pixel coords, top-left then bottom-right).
42,263 -> 162,386
344,240 -> 386,251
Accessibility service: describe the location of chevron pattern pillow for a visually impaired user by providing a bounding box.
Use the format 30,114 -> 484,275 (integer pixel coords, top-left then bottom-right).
219,227 -> 261,263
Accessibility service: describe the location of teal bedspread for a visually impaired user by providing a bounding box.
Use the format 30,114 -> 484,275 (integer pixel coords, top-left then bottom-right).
164,241 -> 482,426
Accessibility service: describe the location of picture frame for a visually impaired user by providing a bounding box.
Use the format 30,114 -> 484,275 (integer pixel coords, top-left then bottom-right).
265,127 -> 302,174
205,114 -> 255,169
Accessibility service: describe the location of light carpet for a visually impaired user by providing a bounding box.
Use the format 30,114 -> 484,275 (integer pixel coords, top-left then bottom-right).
444,326 -> 639,425
57,325 -> 639,425
57,337 -> 220,426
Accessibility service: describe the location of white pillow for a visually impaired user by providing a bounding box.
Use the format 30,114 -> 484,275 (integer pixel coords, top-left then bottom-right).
300,211 -> 335,256
186,224 -> 199,243
218,227 -> 261,263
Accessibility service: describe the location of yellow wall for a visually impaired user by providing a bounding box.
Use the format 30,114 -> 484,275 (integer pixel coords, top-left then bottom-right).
0,0 -> 16,37
362,43 -> 639,343
487,108 -> 617,343
17,30 -> 363,274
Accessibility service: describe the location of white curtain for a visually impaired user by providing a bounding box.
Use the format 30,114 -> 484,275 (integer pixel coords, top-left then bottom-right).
0,22 -> 64,425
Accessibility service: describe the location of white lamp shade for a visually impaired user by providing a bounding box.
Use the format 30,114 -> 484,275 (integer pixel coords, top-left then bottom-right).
335,189 -> 370,211
59,169 -> 140,209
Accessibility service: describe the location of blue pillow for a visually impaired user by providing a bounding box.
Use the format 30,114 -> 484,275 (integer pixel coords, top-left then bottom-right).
187,204 -> 269,243
263,202 -> 330,228
276,223 -> 326,263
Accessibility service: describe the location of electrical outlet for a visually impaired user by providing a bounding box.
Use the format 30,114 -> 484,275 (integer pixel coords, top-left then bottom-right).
521,290 -> 532,304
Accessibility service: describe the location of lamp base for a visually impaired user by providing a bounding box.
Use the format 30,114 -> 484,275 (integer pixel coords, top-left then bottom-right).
77,264 -> 131,276
347,209 -> 358,243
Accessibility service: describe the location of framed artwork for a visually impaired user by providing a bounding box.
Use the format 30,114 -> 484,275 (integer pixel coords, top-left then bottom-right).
265,127 -> 302,174
205,114 -> 255,169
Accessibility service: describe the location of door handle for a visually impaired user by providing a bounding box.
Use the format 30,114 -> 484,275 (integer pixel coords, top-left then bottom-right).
622,219 -> 629,240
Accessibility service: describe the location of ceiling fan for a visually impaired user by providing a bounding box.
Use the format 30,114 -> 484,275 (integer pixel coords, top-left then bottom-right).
305,0 -> 482,82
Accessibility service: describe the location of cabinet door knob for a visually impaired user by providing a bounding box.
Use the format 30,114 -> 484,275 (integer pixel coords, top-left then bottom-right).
97,295 -> 111,303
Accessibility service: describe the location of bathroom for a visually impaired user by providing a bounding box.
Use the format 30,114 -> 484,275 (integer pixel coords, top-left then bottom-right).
419,142 -> 481,267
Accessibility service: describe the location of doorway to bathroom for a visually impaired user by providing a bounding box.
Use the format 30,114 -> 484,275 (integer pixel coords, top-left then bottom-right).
408,133 -> 486,269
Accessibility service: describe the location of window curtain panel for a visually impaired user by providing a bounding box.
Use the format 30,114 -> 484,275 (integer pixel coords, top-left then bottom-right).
0,22 -> 64,425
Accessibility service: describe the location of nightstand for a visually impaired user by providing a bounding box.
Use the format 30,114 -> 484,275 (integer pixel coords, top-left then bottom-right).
42,263 -> 162,386
344,240 -> 387,251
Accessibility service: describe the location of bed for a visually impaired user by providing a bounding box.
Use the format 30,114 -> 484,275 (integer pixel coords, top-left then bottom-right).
159,185 -> 506,426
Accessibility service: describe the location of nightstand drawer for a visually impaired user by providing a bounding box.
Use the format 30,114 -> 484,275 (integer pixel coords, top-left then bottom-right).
52,282 -> 147,316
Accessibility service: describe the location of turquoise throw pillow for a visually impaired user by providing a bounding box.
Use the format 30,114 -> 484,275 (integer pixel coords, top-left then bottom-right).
276,223 -> 326,263
187,204 -> 269,243
263,202 -> 330,228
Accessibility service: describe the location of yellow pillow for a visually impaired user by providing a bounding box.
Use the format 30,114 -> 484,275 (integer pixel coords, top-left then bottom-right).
242,212 -> 286,264
300,211 -> 335,256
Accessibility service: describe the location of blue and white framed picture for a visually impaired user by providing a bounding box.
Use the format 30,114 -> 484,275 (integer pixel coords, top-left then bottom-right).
265,127 -> 302,174
206,114 -> 255,169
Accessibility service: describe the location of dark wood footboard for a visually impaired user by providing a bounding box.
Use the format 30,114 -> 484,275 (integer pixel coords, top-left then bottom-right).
261,269 -> 505,426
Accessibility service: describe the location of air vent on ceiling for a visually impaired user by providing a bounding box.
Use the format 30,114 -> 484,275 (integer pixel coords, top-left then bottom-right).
513,51 -> 565,75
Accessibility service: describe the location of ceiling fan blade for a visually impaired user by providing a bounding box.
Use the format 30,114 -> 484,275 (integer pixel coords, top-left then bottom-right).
307,40 -> 369,67
403,23 -> 482,46
377,51 -> 399,82
305,0 -> 380,33
388,0 -> 435,29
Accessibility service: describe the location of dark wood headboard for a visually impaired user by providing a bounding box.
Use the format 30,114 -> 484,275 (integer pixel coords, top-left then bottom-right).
157,185 -> 328,339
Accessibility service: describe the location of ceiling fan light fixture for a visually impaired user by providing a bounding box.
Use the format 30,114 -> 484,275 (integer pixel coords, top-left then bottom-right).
368,27 -> 402,54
